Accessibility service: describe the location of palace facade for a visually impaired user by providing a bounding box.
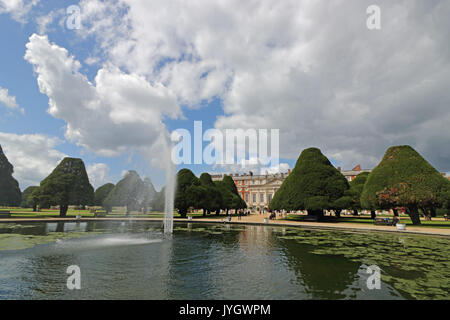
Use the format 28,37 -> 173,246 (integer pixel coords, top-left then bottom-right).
211,165 -> 372,210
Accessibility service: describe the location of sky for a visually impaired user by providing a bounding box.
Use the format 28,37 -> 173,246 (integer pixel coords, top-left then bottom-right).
1,0 -> 450,191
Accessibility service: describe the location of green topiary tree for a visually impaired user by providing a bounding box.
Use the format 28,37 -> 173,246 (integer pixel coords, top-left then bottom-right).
152,187 -> 166,212
174,169 -> 203,218
0,145 -> 21,207
360,145 -> 450,225
270,148 -> 349,217
36,157 -> 94,216
94,183 -> 115,212
215,175 -> 246,213
104,170 -> 145,215
199,173 -> 223,216
141,177 -> 157,213
332,172 -> 376,218
21,186 -> 39,211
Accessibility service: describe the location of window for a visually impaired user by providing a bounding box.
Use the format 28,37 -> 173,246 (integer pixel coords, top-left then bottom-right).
245,194 -> 249,202
253,194 -> 256,203
268,194 -> 273,202
260,194 -> 264,202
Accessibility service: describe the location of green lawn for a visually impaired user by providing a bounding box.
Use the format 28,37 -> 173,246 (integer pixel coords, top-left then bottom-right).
0,207 -> 239,220
284,214 -> 450,229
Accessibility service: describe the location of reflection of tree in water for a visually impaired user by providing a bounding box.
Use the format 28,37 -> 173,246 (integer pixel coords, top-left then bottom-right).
23,253 -> 74,299
167,224 -> 243,299
0,223 -> 47,236
55,222 -> 65,233
279,239 -> 360,299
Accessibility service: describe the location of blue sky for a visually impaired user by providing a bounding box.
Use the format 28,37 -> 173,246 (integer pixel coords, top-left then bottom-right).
1,0 -> 449,191
0,0 -> 298,190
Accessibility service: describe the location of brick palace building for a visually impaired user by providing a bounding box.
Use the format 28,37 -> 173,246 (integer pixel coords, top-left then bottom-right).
211,165 -> 372,211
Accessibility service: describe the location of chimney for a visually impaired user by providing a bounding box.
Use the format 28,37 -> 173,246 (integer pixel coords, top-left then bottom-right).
287,169 -> 291,174
249,171 -> 253,176
337,167 -> 341,172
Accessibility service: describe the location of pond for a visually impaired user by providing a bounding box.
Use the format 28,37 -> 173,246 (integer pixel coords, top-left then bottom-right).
0,221 -> 448,299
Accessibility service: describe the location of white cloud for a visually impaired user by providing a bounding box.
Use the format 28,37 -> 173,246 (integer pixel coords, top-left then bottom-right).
73,0 -> 450,171
0,132 -> 66,189
25,1 -> 450,173
0,86 -> 23,113
35,8 -> 64,34
24,34 -> 181,165
86,163 -> 111,189
0,0 -> 39,22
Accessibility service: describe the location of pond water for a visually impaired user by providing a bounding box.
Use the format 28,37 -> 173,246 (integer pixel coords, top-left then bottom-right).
0,221 -> 448,300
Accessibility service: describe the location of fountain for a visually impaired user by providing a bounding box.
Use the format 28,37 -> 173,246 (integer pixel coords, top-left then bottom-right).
161,133 -> 176,235
164,159 -> 175,235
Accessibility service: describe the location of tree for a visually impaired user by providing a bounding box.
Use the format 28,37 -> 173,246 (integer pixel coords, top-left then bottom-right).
361,145 -> 450,225
94,183 -> 115,212
36,158 -> 94,216
174,169 -> 203,218
104,171 -> 145,215
0,145 -> 21,206
199,173 -> 223,216
152,187 -> 166,212
215,175 -> 246,213
21,186 -> 40,211
333,172 -> 372,217
141,177 -> 157,213
270,148 -> 349,217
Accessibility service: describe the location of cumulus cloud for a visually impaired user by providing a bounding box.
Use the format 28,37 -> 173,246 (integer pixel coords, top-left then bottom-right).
70,0 -> 450,172
0,0 -> 39,22
35,8 -> 64,34
86,163 -> 111,189
0,86 -> 23,113
24,34 -> 181,165
0,132 -> 66,189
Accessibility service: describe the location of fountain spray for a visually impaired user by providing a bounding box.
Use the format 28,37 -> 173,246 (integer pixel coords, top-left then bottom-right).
161,132 -> 176,235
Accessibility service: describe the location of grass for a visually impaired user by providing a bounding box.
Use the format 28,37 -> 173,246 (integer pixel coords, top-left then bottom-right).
284,214 -> 450,229
0,207 -> 240,220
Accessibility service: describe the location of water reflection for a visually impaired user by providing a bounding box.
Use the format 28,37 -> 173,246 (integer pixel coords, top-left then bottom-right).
0,221 -> 447,299
280,238 -> 360,299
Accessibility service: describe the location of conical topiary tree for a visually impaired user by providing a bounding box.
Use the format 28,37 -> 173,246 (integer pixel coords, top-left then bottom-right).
215,175 -> 246,214
270,147 -> 349,217
0,145 -> 21,207
360,145 -> 450,225
104,171 -> 145,215
174,169 -> 204,218
152,187 -> 166,212
21,186 -> 40,211
199,173 -> 223,216
333,172 -> 372,217
141,177 -> 157,213
94,183 -> 115,212
36,157 -> 94,216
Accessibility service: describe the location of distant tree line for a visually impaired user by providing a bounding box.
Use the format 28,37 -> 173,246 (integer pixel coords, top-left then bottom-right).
2,143 -> 449,224
174,169 -> 246,218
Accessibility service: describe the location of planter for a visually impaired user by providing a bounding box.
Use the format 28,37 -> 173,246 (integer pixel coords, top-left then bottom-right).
264,218 -> 268,223
188,216 -> 193,221
397,223 -> 406,231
